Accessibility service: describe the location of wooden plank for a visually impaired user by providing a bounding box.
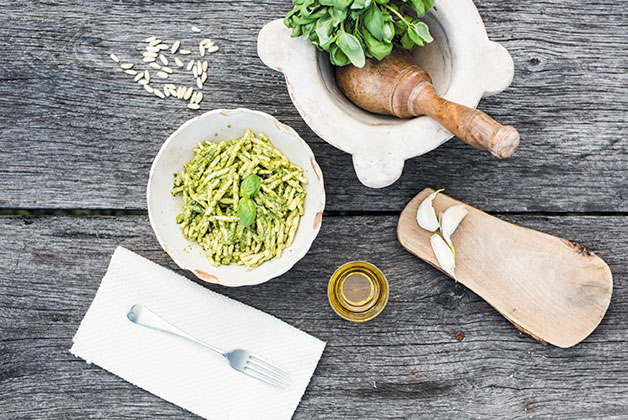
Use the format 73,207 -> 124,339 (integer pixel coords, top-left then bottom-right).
398,188 -> 613,348
0,0 -> 626,212
0,214 -> 626,419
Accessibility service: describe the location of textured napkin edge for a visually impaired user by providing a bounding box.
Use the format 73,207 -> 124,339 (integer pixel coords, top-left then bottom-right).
69,246 -> 128,350
69,246 -> 327,420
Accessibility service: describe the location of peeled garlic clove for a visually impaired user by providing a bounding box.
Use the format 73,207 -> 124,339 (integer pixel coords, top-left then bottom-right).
430,234 -> 456,279
416,189 -> 444,232
440,204 -> 468,247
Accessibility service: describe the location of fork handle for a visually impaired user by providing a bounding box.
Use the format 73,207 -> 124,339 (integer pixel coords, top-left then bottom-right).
127,304 -> 226,357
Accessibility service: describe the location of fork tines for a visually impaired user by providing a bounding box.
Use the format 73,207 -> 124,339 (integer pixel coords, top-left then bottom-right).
244,355 -> 290,388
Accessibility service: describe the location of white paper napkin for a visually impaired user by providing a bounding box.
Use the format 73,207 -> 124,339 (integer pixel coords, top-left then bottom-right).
71,247 -> 325,420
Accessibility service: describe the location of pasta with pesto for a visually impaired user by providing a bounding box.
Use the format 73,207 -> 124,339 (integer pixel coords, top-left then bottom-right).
172,129 -> 307,267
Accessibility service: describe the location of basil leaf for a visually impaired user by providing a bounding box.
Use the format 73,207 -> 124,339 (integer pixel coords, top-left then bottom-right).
301,22 -> 315,38
329,7 -> 348,26
393,18 -> 406,35
330,43 -> 350,66
330,0 -> 352,9
350,8 -> 367,19
290,25 -> 303,37
316,16 -> 334,46
237,198 -> 257,227
400,31 -> 415,49
382,20 -> 394,42
364,4 -> 385,40
408,0 -> 426,17
351,0 -> 371,10
362,27 -> 392,60
338,31 -> 366,67
293,15 -> 316,25
413,20 -> 433,42
240,174 -> 261,198
309,6 -> 330,19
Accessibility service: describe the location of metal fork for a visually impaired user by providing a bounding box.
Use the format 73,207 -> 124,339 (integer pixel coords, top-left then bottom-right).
126,304 -> 290,388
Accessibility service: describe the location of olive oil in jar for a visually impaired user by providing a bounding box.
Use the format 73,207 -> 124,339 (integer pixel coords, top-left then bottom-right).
328,261 -> 389,322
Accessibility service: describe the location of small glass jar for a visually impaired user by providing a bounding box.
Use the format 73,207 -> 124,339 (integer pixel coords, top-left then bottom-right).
328,261 -> 389,322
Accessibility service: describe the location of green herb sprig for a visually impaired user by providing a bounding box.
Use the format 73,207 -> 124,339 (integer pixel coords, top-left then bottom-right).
284,0 -> 435,68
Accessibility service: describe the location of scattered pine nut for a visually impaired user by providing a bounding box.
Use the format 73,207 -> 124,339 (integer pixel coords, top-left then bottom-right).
171,40 -> 180,54
111,34 -> 219,105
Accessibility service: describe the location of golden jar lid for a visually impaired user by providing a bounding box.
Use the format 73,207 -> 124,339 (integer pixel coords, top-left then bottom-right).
328,261 -> 389,322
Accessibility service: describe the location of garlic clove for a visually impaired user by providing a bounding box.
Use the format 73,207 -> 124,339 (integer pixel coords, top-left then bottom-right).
416,189 -> 444,232
440,204 -> 468,248
430,233 -> 456,279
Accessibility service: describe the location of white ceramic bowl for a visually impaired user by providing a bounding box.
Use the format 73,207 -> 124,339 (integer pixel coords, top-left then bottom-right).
258,0 -> 515,188
147,108 -> 326,287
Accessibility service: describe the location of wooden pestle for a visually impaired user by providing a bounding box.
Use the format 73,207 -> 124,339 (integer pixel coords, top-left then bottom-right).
335,49 -> 520,159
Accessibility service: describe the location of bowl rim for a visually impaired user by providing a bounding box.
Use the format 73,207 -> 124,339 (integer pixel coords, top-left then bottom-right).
146,107 -> 326,287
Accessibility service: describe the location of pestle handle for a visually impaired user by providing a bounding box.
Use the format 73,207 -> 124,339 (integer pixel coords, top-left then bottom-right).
410,83 -> 520,159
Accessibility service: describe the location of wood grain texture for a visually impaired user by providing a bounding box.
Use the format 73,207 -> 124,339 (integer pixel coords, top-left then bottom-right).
1,214 -> 626,419
398,188 -> 612,348
0,0 -> 626,212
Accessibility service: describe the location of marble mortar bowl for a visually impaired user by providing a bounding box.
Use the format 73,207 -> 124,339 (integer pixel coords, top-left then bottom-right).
258,0 -> 515,188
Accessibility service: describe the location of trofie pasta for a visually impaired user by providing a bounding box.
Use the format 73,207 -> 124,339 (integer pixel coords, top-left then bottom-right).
172,129 -> 307,267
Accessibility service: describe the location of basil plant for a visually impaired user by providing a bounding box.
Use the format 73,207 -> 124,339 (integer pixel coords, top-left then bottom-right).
284,0 -> 435,68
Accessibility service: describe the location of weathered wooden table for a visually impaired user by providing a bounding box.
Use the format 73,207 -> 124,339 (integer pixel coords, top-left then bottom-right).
1,1 -> 626,419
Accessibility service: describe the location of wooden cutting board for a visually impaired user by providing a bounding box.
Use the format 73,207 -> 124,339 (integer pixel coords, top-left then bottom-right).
398,188 -> 613,348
